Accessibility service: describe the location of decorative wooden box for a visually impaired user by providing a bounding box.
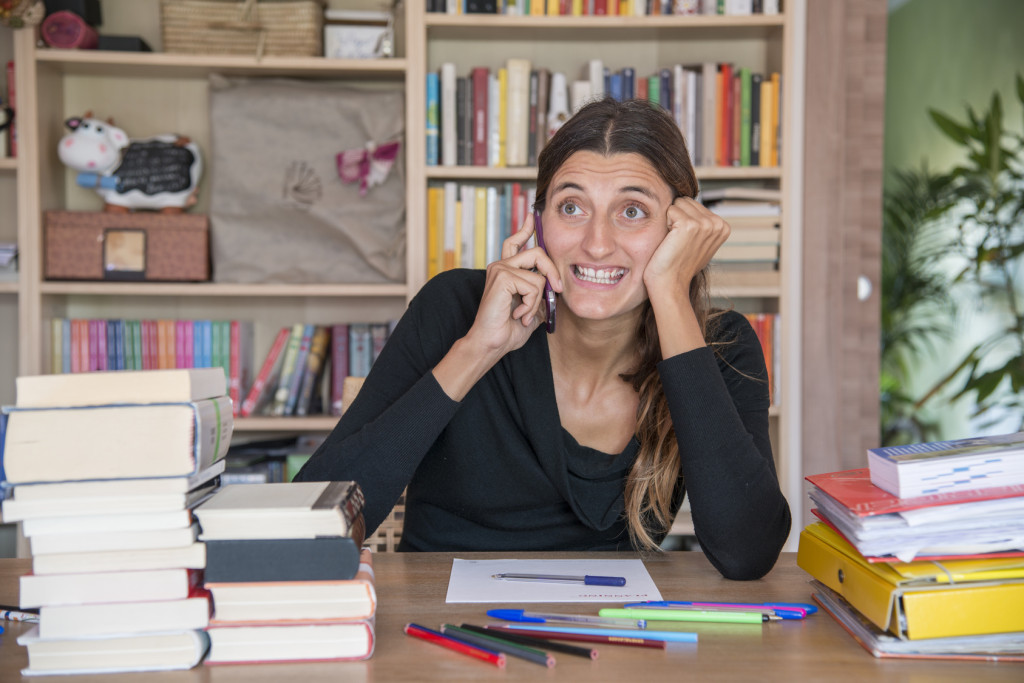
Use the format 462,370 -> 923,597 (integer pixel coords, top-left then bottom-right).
45,210 -> 210,281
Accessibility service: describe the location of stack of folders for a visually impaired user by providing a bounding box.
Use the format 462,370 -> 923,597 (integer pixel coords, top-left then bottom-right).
192,481 -> 376,664
796,432 -> 1024,661
0,368 -> 234,675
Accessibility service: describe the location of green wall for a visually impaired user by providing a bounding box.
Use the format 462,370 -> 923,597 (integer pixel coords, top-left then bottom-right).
884,0 -> 1024,438
886,0 -> 1024,175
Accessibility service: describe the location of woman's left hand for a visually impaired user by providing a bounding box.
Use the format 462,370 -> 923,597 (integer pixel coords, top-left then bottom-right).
643,196 -> 730,299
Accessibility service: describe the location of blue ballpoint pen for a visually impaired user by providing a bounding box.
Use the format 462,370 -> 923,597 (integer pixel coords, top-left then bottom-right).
491,572 -> 627,587
487,609 -> 647,629
622,600 -> 816,620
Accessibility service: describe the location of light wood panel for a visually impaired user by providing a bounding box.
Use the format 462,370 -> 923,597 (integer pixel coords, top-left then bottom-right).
801,0 -> 887,527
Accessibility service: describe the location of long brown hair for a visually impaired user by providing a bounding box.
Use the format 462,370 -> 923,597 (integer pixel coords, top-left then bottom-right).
534,98 -> 715,550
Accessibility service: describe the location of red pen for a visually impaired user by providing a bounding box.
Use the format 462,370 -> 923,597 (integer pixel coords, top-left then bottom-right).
404,623 -> 507,668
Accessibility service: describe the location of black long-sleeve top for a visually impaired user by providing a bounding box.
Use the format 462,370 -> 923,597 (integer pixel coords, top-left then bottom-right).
296,269 -> 791,579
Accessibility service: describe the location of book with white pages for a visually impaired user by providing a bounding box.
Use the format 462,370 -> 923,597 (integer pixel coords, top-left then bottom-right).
30,523 -> 200,556
21,508 -> 193,537
809,486 -> 1024,561
2,474 -> 219,522
21,567 -> 202,608
18,627 -> 209,676
9,460 -> 224,501
31,542 -> 206,576
14,367 -> 227,408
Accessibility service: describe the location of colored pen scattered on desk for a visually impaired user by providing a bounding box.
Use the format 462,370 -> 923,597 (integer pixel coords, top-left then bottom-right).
624,600 -> 816,619
600,607 -> 777,624
459,623 -> 599,660
441,624 -> 555,668
1,608 -> 39,623
491,572 -> 627,587
485,625 -> 665,649
505,623 -> 698,643
404,623 -> 506,668
487,608 -> 645,628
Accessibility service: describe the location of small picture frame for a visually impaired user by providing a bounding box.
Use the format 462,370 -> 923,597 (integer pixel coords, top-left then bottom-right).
103,228 -> 146,281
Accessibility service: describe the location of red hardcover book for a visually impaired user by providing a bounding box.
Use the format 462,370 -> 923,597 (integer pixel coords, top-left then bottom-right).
240,326 -> 291,418
94,319 -> 107,371
720,63 -> 733,166
594,0 -> 608,15
175,320 -> 187,369
806,467 -> 1024,518
471,67 -> 490,167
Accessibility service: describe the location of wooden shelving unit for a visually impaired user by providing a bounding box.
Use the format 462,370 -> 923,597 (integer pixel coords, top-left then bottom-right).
4,4 -> 804,520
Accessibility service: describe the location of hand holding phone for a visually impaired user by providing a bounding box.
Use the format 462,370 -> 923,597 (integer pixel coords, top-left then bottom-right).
533,210 -> 557,334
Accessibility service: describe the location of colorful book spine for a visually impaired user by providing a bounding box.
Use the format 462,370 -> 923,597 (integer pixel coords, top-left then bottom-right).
330,323 -> 350,416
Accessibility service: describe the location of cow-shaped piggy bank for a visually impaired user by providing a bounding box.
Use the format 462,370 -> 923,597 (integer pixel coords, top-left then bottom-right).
58,115 -> 202,212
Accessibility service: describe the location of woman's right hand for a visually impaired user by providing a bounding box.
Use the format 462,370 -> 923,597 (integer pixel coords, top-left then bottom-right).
432,214 -> 562,401
465,214 -> 563,359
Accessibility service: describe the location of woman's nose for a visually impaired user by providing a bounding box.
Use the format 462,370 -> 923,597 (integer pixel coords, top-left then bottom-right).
580,215 -> 615,258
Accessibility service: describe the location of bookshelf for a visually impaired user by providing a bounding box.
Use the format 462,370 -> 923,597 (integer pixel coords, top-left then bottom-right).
408,5 -> 800,509
5,3 -> 806,529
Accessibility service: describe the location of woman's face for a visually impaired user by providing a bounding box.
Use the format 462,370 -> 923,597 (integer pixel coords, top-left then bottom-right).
542,150 -> 675,324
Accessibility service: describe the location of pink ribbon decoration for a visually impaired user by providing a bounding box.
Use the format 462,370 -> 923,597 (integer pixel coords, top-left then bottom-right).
336,140 -> 401,197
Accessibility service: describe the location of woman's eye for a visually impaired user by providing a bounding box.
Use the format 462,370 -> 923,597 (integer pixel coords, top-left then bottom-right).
623,205 -> 647,220
560,202 -> 579,216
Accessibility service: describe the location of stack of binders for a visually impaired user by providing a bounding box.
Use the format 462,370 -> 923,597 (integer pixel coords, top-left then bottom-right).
0,368 -> 233,675
797,433 -> 1024,661
193,481 -> 377,664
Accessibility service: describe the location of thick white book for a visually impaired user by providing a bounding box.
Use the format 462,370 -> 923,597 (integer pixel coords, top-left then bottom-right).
21,509 -> 194,538
2,396 -> 232,485
20,567 -> 201,608
15,367 -> 226,408
39,594 -> 211,639
30,523 -> 200,556
32,542 -> 206,576
505,58 -> 532,167
18,627 -> 209,676
194,481 -> 364,541
440,62 -> 458,166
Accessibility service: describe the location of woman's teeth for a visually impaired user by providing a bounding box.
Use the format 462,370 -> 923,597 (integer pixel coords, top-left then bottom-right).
574,266 -> 625,284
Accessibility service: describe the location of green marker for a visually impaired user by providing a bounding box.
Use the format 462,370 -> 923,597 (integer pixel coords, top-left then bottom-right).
598,607 -> 772,624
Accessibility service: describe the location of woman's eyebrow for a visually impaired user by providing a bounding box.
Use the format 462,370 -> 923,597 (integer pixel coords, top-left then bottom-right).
620,185 -> 658,199
550,181 -> 584,195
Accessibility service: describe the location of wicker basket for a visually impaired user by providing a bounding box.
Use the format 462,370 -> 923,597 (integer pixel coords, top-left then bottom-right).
161,0 -> 324,58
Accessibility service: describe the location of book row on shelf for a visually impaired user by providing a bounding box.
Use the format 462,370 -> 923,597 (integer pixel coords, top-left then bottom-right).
2,369 -> 375,672
427,58 -> 781,171
426,1 -> 781,16
795,435 -> 1024,660
47,319 -> 395,420
427,181 -> 782,279
427,181 -> 537,277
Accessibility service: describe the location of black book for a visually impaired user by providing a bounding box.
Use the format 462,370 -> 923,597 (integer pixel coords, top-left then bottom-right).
465,0 -> 499,12
204,536 -> 362,583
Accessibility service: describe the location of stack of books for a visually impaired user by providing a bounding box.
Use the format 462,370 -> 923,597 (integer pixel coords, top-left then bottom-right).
193,481 -> 377,664
0,368 -> 233,675
797,432 -> 1024,661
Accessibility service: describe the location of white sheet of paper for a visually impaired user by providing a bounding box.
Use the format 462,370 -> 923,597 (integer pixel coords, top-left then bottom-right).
445,558 -> 664,603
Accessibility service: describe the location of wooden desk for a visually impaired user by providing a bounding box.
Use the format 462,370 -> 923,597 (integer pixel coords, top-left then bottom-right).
0,552 -> 1019,681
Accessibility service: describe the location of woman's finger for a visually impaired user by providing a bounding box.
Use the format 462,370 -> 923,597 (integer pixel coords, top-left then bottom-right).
501,212 -> 536,260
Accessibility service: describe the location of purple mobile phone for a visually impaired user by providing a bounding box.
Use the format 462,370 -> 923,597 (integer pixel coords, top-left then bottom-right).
533,210 -> 556,334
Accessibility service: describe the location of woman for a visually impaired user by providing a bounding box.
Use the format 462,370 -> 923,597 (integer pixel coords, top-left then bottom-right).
297,98 -> 790,580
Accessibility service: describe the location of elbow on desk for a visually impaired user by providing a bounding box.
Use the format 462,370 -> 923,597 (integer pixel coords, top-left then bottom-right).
699,509 -> 792,581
